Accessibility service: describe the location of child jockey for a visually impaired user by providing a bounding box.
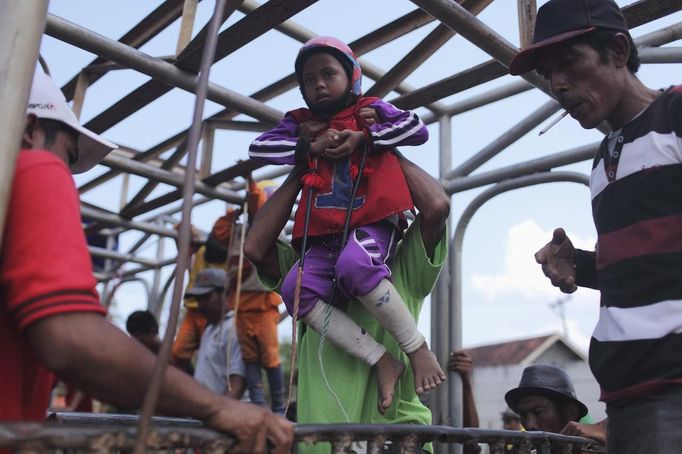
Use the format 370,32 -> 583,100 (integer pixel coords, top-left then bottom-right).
249,36 -> 445,413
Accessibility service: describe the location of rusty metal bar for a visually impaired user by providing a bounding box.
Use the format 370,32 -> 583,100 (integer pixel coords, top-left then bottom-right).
102,152 -> 243,204
447,99 -> 561,178
134,0 -> 227,450
0,421 -> 602,452
391,59 -> 507,111
88,246 -> 160,268
367,24 -> 456,98
44,13 -> 283,126
83,0 -> 314,135
61,0 -> 186,100
120,140 -> 190,217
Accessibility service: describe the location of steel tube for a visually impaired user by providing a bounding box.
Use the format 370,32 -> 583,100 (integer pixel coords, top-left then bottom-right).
639,46 -> 682,63
409,0 -> 550,96
103,153 -> 243,204
44,13 -> 283,125
448,172 -> 589,439
81,206 -> 177,238
443,142 -> 599,194
433,115 -> 454,429
88,246 -> 159,268
420,79 -> 533,124
134,0 -> 227,450
447,99 -> 561,178
0,1 -> 48,244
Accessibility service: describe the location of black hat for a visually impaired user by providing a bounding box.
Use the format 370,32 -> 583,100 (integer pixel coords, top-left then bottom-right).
509,0 -> 628,75
184,268 -> 226,297
504,365 -> 588,419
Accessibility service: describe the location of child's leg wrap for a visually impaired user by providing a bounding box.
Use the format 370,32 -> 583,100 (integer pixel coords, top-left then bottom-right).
356,279 -> 424,354
302,300 -> 386,366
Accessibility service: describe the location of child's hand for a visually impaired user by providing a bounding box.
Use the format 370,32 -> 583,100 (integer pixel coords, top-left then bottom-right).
299,120 -> 327,140
358,107 -> 379,126
324,130 -> 365,161
310,129 -> 343,157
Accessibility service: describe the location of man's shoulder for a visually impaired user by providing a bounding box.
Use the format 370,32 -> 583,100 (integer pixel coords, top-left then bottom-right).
16,149 -> 70,178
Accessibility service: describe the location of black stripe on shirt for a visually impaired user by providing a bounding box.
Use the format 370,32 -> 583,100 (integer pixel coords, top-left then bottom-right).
598,252 -> 682,308
590,332 -> 682,397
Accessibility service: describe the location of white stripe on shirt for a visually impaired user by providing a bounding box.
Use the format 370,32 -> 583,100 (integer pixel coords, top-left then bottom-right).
592,299 -> 682,342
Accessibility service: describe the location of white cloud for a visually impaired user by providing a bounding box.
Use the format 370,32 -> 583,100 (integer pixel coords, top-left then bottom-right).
471,220 -> 595,302
465,220 -> 600,352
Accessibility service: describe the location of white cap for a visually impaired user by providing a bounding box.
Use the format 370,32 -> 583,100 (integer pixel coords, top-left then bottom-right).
27,68 -> 117,173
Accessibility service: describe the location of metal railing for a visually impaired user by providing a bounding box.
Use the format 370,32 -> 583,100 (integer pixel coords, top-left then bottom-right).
0,413 -> 604,454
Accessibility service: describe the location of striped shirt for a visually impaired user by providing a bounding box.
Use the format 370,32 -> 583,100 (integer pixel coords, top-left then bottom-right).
248,98 -> 427,165
581,86 -> 682,403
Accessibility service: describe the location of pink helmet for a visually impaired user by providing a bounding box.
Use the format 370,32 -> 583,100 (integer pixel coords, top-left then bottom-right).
294,36 -> 362,97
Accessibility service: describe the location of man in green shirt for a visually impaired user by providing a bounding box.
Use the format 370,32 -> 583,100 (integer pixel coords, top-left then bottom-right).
245,156 -> 449,453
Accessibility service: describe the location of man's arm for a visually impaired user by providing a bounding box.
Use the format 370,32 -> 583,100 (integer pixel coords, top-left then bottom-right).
27,312 -> 292,454
225,375 -> 247,400
244,165 -> 305,280
397,154 -> 450,256
448,350 -> 480,428
561,418 -> 607,445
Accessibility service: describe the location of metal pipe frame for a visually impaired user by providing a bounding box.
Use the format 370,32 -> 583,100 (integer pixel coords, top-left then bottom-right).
44,13 -> 283,125
448,172 -> 590,433
443,142 -> 599,194
102,152 -> 243,204
447,99 -> 561,178
134,0 -> 227,449
0,421 -> 598,453
11,1 -> 677,443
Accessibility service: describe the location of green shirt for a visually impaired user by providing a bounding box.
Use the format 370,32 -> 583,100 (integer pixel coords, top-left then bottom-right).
259,217 -> 447,453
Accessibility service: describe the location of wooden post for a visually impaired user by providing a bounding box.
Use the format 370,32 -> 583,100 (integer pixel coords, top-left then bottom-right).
517,0 -> 537,49
71,71 -> 90,119
0,1 -> 48,244
199,125 -> 215,178
176,0 -> 198,55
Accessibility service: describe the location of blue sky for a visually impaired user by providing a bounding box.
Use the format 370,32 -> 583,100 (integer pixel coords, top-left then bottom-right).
42,0 -> 681,352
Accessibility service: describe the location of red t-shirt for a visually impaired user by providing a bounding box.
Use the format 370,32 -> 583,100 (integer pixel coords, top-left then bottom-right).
0,150 -> 105,421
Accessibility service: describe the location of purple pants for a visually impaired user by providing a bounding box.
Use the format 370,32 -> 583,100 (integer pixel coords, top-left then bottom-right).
281,221 -> 399,318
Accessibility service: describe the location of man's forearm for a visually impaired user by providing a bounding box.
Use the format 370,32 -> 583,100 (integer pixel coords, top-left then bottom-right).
397,154 -> 450,255
28,312 -> 223,419
245,166 -> 305,278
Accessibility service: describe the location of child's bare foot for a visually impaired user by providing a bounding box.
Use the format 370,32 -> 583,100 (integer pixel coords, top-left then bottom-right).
374,352 -> 406,415
408,341 -> 446,395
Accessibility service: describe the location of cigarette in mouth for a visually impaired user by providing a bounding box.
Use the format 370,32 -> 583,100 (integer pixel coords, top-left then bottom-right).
539,111 -> 569,136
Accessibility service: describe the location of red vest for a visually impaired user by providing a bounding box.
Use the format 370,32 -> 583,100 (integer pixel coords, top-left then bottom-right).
290,97 -> 413,243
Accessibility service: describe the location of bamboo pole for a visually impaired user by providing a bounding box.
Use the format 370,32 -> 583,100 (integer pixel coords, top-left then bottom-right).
0,1 -> 48,244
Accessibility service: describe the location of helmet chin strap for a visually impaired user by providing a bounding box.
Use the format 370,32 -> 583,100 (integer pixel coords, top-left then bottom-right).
304,88 -> 357,120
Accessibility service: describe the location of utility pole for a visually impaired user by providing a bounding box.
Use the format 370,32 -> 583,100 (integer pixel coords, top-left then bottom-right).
549,295 -> 571,340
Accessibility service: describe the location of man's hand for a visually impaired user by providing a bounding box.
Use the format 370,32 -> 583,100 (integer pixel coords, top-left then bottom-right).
298,119 -> 327,140
560,420 -> 607,445
323,129 -> 365,161
448,350 -> 473,382
534,228 -> 578,293
206,399 -> 294,454
358,107 -> 379,126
